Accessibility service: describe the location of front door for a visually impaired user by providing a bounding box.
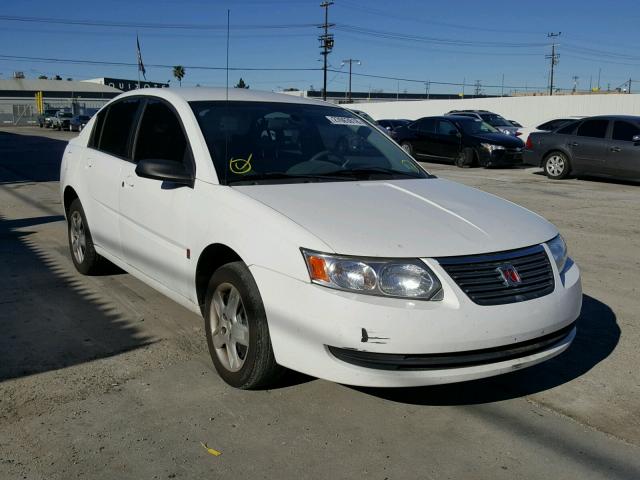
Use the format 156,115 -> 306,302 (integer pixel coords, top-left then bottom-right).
118,98 -> 194,298
608,120 -> 640,180
434,119 -> 462,160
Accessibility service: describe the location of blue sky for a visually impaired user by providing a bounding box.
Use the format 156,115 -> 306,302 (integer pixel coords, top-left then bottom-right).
1,0 -> 639,95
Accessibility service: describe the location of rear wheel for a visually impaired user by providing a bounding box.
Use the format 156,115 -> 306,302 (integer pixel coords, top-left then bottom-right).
544,152 -> 570,179
400,142 -> 414,157
204,261 -> 284,389
67,199 -> 105,275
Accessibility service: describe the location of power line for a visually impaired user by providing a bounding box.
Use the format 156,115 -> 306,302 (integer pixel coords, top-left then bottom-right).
0,14 -> 317,30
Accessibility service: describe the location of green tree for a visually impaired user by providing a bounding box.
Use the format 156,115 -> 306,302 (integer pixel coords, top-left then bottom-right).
234,77 -> 249,89
172,66 -> 186,87
38,75 -> 48,80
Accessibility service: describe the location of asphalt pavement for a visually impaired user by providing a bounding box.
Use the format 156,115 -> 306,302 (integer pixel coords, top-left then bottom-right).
1,126 -> 638,479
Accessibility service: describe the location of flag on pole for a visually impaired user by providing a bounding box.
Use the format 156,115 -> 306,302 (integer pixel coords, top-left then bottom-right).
136,35 -> 146,80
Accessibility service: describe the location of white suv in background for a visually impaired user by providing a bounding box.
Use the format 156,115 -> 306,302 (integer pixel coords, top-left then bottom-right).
60,88 -> 582,389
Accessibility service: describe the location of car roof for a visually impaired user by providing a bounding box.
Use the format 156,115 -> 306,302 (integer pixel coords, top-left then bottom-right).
114,87 -> 332,107
419,115 -> 476,121
585,115 -> 640,121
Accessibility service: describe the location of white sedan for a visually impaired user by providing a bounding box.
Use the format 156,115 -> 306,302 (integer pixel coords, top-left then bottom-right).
60,88 -> 582,389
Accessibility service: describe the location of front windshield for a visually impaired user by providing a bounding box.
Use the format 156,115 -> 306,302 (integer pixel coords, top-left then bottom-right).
480,114 -> 511,127
458,119 -> 499,134
190,101 -> 430,185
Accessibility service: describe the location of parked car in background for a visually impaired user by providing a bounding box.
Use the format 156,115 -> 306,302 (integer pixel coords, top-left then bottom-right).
519,117 -> 584,144
524,115 -> 640,181
51,111 -> 73,131
378,119 -> 412,132
69,114 -> 92,132
509,120 -> 523,128
394,115 -> 524,167
446,110 -> 521,136
351,109 -> 379,126
38,108 -> 60,128
60,88 -> 580,389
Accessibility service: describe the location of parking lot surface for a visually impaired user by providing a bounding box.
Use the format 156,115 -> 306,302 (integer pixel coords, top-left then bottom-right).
1,126 -> 639,479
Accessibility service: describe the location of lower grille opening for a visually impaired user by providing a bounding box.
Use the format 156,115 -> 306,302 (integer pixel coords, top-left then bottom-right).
328,322 -> 575,371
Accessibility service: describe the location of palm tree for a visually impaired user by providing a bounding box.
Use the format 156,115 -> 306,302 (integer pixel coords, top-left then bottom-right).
172,66 -> 186,87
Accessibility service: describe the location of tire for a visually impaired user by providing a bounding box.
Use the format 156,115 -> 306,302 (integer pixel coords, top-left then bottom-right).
456,147 -> 475,168
67,198 -> 105,275
400,142 -> 414,157
204,261 -> 284,389
544,151 -> 571,179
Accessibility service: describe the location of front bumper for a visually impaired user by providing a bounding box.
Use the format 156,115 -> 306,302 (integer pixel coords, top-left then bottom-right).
251,251 -> 582,387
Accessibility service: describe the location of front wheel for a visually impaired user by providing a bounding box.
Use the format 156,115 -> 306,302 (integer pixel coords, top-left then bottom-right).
456,147 -> 475,168
204,261 -> 284,389
544,152 -> 570,179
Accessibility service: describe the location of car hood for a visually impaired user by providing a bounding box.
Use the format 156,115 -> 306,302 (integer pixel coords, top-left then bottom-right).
472,133 -> 523,147
234,178 -> 557,258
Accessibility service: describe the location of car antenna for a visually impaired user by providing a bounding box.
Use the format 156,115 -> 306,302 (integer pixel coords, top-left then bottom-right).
224,8 -> 230,186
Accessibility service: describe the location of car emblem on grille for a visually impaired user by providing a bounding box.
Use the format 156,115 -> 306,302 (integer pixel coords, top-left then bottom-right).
496,264 -> 522,286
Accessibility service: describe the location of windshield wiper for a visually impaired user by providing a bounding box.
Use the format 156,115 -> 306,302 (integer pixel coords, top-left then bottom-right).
227,172 -> 351,185
321,167 -> 425,179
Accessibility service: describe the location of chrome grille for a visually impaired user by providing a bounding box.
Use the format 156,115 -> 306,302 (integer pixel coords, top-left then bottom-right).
437,245 -> 555,306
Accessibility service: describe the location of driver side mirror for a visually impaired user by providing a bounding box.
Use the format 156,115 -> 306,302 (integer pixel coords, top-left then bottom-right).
135,158 -> 194,187
633,135 -> 640,143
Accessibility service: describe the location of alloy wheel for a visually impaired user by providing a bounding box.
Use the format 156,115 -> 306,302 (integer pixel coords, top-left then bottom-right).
546,155 -> 565,177
209,283 -> 250,372
70,211 -> 86,264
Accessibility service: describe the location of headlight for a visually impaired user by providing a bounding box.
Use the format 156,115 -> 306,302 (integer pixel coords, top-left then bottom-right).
301,249 -> 442,300
546,235 -> 568,273
481,143 -> 505,152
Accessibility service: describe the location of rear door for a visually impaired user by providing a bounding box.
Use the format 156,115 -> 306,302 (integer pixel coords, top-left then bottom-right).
609,120 -> 640,180
85,97 -> 142,260
570,119 -> 610,173
118,98 -> 194,297
434,119 -> 462,160
411,118 -> 438,157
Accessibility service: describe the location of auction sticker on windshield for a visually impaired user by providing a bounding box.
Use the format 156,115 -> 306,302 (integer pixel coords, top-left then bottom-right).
326,116 -> 367,126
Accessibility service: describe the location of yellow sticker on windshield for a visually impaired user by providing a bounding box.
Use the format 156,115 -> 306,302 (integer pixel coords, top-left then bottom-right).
229,153 -> 253,175
401,159 -> 419,172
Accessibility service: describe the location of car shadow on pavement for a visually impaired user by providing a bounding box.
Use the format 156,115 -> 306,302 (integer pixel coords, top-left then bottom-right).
353,294 -> 619,405
0,213 -> 154,382
0,131 -> 67,184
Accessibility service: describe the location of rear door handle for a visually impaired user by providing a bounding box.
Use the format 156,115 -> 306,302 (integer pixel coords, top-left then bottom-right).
610,146 -> 621,152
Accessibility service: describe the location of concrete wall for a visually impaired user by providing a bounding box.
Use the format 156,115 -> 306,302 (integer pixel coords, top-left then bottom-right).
346,94 -> 640,128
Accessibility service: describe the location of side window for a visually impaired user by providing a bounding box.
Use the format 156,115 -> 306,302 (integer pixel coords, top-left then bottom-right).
612,121 -> 640,141
88,108 -> 107,149
134,100 -> 188,165
436,120 -> 457,136
557,121 -> 578,135
577,119 -> 609,138
99,98 -> 141,158
416,118 -> 436,134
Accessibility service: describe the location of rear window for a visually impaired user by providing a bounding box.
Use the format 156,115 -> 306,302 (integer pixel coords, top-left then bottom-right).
556,121 -> 578,135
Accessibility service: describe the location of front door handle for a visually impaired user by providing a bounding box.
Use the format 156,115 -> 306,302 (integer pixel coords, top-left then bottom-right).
610,146 -> 621,152
569,142 -> 579,147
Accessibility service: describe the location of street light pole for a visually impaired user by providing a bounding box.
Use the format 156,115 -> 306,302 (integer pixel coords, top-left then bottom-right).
342,59 -> 361,103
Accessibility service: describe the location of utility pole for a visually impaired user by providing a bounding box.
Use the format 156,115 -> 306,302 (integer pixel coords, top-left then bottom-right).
546,32 -> 561,96
597,67 -> 601,91
628,78 -> 632,94
474,80 -> 482,96
572,75 -> 579,94
425,81 -> 430,100
501,73 -> 505,97
319,1 -> 334,101
342,59 -> 361,103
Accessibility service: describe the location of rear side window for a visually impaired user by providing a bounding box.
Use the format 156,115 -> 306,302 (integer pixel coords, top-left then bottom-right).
134,100 -> 188,164
89,109 -> 107,148
577,119 -> 609,138
436,120 -> 457,135
557,121 -> 578,135
538,119 -> 568,131
99,98 -> 141,158
416,118 -> 436,133
612,121 -> 640,141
